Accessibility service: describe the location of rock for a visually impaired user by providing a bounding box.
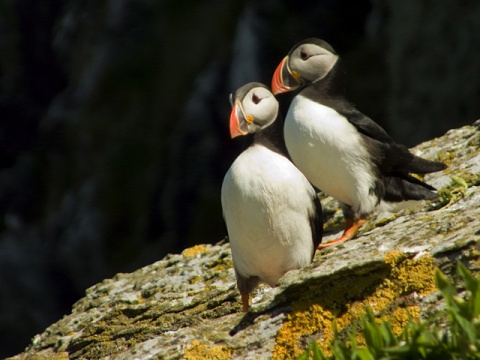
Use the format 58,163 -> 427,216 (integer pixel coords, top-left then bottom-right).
8,122 -> 480,359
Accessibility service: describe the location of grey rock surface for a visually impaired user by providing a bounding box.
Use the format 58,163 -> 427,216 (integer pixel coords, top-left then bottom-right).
9,122 -> 480,359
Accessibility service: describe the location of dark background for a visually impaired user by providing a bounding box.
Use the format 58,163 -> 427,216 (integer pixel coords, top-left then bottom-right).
1,0 -> 479,357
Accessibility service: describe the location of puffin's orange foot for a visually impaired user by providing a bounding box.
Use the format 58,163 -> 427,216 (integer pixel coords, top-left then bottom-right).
241,292 -> 250,312
318,218 -> 367,249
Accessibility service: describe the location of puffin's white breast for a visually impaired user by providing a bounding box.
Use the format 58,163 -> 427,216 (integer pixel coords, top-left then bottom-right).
221,144 -> 316,286
284,94 -> 377,214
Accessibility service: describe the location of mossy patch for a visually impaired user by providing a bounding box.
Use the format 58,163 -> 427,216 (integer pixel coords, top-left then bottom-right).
435,148 -> 458,166
374,214 -> 399,228
184,340 -> 232,360
271,251 -> 436,359
436,171 -> 479,208
20,350 -> 70,360
52,244 -> 239,359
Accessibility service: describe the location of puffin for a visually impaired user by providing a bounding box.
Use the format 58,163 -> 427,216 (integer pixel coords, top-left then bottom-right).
271,38 -> 446,248
221,82 -> 323,312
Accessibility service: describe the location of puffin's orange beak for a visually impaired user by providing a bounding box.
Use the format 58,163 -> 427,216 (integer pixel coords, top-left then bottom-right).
229,102 -> 248,138
272,56 -> 301,95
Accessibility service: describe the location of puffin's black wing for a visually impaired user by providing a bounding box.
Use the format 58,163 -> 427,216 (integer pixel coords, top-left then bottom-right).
335,103 -> 394,144
337,103 -> 446,175
310,194 -> 323,255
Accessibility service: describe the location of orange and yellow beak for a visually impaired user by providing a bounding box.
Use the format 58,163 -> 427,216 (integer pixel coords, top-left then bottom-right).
271,56 -> 302,95
229,101 -> 251,138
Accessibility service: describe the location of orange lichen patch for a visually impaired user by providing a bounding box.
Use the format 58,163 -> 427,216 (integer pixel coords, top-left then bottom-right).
383,250 -> 408,267
274,303 -> 338,358
21,349 -> 70,360
184,340 -> 232,360
384,250 -> 437,295
183,244 -> 209,258
271,251 -> 437,359
388,305 -> 421,335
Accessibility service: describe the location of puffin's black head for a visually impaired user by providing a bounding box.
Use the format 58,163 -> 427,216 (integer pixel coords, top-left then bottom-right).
229,83 -> 279,138
271,38 -> 339,95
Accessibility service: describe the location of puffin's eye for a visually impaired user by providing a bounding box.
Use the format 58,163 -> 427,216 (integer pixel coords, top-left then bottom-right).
252,94 -> 261,104
300,51 -> 309,60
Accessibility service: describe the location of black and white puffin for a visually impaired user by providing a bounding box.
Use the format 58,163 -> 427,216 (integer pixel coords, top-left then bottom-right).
271,38 -> 446,248
222,82 -> 323,312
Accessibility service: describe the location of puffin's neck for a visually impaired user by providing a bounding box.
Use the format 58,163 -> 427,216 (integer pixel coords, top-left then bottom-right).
252,113 -> 289,158
302,58 -> 346,101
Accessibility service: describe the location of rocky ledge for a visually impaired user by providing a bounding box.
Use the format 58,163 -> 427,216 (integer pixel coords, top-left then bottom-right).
9,121 -> 480,360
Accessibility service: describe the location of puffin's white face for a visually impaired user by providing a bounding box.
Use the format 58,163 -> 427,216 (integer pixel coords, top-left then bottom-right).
288,43 -> 339,83
241,87 -> 278,129
271,39 -> 340,94
229,84 -> 279,138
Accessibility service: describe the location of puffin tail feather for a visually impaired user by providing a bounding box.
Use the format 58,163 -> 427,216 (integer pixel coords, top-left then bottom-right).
409,156 -> 447,175
383,174 -> 439,202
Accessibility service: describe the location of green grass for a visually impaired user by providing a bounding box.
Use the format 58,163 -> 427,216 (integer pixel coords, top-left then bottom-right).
297,262 -> 480,360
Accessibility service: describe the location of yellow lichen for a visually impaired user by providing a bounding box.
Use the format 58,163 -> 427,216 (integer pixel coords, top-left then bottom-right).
387,306 -> 421,335
22,350 -> 70,360
390,254 -> 436,295
271,251 -> 437,359
183,244 -> 209,258
374,214 -> 398,228
212,261 -> 233,274
275,303 -> 337,359
188,275 -> 203,284
184,340 -> 232,360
